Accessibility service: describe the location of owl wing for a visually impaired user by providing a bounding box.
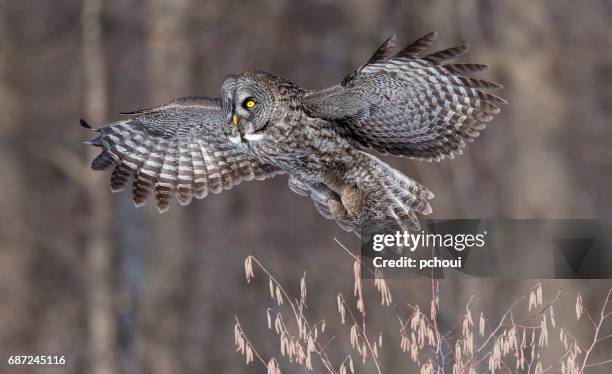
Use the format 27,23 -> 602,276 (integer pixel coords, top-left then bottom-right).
302,33 -> 507,161
82,96 -> 281,212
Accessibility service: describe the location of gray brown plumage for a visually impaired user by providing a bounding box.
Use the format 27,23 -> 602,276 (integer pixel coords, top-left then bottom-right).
82,33 -> 506,234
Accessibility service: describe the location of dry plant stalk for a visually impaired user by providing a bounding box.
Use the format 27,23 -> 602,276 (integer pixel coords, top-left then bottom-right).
235,243 -> 612,374
237,255 -> 340,373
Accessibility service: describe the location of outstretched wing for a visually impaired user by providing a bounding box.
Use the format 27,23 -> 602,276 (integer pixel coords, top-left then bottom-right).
82,96 -> 281,212
302,32 -> 507,161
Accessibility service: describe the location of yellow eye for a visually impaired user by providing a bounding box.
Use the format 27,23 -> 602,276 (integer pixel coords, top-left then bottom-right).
244,99 -> 256,109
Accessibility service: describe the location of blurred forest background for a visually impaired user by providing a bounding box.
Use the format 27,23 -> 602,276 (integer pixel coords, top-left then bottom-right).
0,0 -> 611,373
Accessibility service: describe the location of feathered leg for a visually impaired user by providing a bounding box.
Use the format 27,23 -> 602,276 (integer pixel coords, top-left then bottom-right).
311,183 -> 346,220
340,185 -> 365,217
333,151 -> 434,231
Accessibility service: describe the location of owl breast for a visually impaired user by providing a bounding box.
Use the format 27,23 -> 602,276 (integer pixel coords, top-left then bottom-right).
244,115 -> 353,179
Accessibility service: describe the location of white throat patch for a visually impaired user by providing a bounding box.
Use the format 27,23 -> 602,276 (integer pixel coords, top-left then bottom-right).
244,133 -> 265,141
228,135 -> 242,144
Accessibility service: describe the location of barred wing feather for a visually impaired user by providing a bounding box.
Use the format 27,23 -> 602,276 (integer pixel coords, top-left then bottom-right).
303,32 -> 507,161
82,96 -> 280,212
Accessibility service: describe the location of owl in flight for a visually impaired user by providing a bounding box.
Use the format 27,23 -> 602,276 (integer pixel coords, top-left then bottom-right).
82,32 -> 505,233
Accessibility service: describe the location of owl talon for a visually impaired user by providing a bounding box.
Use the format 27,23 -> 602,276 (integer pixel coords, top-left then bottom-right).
327,196 -> 347,220
341,185 -> 365,217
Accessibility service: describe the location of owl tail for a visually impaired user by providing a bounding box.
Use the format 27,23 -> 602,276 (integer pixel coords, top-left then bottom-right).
355,152 -> 434,232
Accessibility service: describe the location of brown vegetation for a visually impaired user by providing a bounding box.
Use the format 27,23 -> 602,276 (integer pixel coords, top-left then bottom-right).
237,241 -> 611,373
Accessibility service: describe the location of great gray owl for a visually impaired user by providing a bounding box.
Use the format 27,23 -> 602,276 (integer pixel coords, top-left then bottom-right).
81,33 -> 505,233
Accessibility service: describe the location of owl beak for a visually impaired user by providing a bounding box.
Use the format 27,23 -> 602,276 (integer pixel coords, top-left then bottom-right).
232,113 -> 240,126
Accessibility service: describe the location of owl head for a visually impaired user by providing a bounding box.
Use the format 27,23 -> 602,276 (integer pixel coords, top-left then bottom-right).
220,72 -> 278,144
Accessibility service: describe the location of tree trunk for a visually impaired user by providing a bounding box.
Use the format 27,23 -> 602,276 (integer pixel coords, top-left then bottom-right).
137,1 -> 193,373
82,1 -> 118,373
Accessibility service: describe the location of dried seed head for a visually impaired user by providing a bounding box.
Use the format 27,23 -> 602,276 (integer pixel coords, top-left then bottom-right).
536,283 -> 543,305
431,297 -> 438,321
353,260 -> 364,314
361,341 -> 367,363
353,260 -> 361,296
529,290 -> 536,311
420,360 -> 434,374
400,334 -> 409,352
234,322 -> 241,349
535,360 -> 543,373
374,270 -> 392,306
538,314 -> 548,348
479,312 -> 485,337
455,341 -> 462,360
337,293 -> 346,324
267,358 -> 281,374
549,305 -> 556,328
350,324 -> 358,349
576,293 -> 583,320
465,332 -> 474,356
244,256 -> 254,283
560,328 -> 570,351
411,306 -> 421,331
300,275 -> 307,305
462,309 -> 473,337
275,285 -> 283,306
245,345 -> 253,364
453,362 -> 460,374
